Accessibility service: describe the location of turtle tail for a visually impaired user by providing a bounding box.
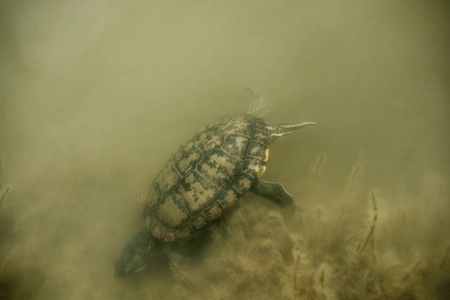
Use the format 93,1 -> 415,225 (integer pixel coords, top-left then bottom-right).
266,121 -> 316,143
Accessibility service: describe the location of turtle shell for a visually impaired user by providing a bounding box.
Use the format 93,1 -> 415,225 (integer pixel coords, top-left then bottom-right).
143,113 -> 269,242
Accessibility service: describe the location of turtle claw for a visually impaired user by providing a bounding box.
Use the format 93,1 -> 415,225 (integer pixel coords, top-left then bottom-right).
136,188 -> 148,212
168,263 -> 177,272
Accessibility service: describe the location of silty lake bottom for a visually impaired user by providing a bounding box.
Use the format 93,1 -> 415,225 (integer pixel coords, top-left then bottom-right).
0,1 -> 449,299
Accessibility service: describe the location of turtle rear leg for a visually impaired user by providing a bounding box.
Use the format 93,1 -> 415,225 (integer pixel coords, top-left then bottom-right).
250,179 -> 294,207
266,122 -> 316,143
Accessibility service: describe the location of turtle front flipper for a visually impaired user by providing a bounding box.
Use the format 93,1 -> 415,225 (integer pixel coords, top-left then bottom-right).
250,179 -> 294,207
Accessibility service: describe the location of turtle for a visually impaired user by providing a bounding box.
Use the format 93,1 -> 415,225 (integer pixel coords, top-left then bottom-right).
115,107 -> 315,277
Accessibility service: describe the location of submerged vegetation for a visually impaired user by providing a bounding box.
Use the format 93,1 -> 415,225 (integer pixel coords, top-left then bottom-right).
0,153 -> 448,300
1,1 -> 449,299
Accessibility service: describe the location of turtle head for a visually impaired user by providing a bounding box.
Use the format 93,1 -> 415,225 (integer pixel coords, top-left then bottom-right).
115,230 -> 157,277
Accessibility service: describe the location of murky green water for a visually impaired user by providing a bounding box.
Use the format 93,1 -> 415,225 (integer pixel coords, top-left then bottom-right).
1,1 -> 449,299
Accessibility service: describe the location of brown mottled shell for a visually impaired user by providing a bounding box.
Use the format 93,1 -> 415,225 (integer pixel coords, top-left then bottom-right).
143,114 -> 269,241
